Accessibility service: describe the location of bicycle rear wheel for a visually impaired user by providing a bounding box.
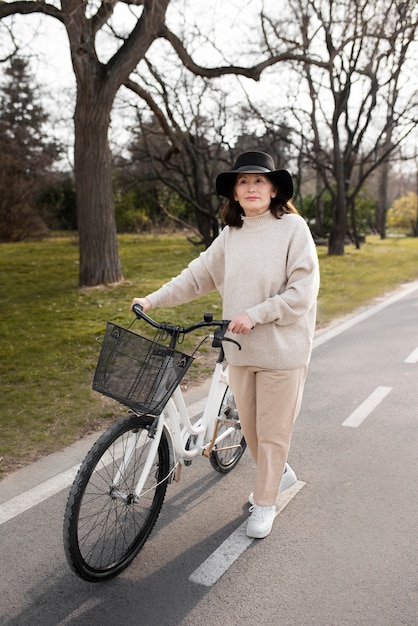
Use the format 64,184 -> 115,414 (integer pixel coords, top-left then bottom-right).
210,387 -> 247,473
63,414 -> 170,582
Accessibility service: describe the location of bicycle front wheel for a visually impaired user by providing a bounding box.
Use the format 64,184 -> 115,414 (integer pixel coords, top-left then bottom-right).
210,387 -> 247,473
63,414 -> 170,582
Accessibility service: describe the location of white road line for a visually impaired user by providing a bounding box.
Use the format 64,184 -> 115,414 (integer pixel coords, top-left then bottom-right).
2,280 -> 418,525
2,283 -> 417,530
0,399 -> 204,527
405,346 -> 418,364
0,466 -> 80,525
313,281 -> 418,349
188,481 -> 305,587
342,386 -> 392,428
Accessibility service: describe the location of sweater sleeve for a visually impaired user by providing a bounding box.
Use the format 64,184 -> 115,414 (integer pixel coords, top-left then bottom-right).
246,219 -> 320,326
146,230 -> 227,308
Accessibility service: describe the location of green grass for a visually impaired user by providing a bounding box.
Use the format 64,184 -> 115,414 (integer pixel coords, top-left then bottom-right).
1,233 -> 418,476
316,236 -> 418,322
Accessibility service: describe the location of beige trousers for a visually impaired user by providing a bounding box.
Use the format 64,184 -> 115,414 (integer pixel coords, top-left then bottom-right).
228,365 -> 308,506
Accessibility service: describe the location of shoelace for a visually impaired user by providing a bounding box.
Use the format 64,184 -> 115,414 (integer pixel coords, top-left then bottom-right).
249,504 -> 276,519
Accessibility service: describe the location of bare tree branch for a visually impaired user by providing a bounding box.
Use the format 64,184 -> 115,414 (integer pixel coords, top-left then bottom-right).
124,76 -> 179,148
0,1 -> 63,22
158,23 -> 329,80
91,1 -> 119,35
156,202 -> 202,242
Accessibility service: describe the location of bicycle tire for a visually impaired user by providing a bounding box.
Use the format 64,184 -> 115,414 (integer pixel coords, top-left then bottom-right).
210,386 -> 247,473
63,413 -> 170,582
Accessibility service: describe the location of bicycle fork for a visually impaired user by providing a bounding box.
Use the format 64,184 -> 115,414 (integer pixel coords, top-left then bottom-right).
111,415 -> 165,502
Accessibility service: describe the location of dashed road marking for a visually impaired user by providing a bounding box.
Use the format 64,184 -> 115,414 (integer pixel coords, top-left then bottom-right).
188,480 -> 305,587
405,346 -> 418,364
342,386 -> 392,428
0,465 -> 79,525
0,399 -> 205,526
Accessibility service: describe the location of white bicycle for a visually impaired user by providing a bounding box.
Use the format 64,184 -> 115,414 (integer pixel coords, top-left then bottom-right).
63,305 -> 246,582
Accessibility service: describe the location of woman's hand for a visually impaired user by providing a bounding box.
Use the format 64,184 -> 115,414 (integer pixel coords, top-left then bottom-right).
228,312 -> 254,335
130,297 -> 152,313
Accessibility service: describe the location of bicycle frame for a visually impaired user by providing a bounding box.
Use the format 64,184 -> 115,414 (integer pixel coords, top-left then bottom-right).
166,359 -> 230,463
106,306 -> 243,501
109,356 -> 236,502
147,361 -> 233,493
64,308 -> 247,581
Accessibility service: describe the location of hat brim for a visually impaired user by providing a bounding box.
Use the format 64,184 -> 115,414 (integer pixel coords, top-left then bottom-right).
216,168 -> 293,201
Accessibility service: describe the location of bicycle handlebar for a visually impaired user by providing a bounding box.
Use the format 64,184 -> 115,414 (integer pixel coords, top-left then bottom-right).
132,304 -> 241,350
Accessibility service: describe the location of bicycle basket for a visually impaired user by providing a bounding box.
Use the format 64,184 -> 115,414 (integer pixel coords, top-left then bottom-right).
93,322 -> 194,416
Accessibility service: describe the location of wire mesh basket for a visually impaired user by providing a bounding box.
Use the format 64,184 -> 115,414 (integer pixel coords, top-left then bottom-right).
93,322 -> 194,416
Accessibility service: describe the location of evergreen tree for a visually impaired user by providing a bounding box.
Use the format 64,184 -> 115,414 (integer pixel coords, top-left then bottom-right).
0,56 -> 60,241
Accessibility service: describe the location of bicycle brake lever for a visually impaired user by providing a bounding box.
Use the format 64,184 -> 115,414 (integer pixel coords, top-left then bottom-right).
212,327 -> 242,350
222,336 -> 242,350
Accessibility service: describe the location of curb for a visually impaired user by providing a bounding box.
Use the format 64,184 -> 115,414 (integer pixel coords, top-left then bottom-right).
2,279 -> 417,505
0,379 -> 212,505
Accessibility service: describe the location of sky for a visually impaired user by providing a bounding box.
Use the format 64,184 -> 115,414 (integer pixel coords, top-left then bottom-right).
1,0 -> 417,176
0,0 -> 282,168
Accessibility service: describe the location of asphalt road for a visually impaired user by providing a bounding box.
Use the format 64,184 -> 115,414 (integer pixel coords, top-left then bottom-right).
1,281 -> 418,626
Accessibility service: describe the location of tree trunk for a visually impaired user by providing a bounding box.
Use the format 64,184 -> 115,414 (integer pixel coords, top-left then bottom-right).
63,0 -> 170,287
349,197 -> 360,249
74,92 -> 122,286
376,134 -> 393,240
328,210 -> 346,254
377,158 -> 389,240
328,156 -> 347,255
314,171 -> 324,237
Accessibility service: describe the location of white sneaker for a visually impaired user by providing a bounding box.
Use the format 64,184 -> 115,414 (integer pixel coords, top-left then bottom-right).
246,504 -> 276,538
248,463 -> 297,506
279,463 -> 297,492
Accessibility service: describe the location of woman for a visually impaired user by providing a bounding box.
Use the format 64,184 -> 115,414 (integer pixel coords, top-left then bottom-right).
131,151 -> 320,539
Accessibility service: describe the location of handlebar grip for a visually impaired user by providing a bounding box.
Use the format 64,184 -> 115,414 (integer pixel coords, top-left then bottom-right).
132,303 -> 144,317
132,302 -> 170,332
131,307 -> 240,349
212,323 -> 242,350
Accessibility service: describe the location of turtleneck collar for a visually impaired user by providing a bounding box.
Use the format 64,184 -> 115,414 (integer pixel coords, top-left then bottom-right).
241,210 -> 278,230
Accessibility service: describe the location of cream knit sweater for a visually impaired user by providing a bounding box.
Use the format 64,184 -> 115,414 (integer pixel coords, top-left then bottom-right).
147,211 -> 320,369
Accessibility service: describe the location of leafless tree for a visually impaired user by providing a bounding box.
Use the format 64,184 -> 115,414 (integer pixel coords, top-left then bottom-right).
124,57 -> 294,246
0,0 -> 314,286
260,0 -> 418,253
125,67 -> 230,247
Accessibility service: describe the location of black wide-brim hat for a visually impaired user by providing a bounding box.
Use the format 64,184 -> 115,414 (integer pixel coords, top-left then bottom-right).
216,151 -> 293,201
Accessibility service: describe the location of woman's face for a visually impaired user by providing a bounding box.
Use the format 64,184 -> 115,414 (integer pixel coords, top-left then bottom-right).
233,173 -> 277,217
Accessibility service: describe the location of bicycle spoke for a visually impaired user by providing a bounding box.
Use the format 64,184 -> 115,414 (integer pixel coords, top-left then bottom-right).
210,387 -> 247,473
64,415 -> 169,581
